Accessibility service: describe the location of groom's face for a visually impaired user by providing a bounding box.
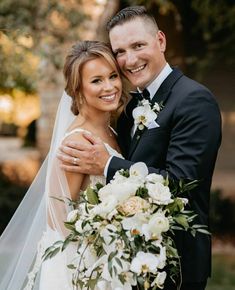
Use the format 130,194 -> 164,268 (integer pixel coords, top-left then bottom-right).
109,18 -> 166,89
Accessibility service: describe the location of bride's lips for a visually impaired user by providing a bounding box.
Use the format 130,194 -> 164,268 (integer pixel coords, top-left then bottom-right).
99,93 -> 118,102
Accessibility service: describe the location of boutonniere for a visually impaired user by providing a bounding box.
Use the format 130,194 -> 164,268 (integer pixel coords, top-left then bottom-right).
132,99 -> 163,138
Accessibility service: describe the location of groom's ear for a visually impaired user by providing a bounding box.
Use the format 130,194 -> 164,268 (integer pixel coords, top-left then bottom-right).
157,31 -> 166,53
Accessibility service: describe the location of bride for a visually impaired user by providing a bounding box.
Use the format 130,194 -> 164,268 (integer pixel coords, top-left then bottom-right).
0,40 -> 126,290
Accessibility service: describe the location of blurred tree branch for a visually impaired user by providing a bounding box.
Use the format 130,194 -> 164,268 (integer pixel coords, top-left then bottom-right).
0,0 -> 87,92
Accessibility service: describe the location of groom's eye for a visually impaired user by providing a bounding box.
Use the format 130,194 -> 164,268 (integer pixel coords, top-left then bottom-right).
114,50 -> 125,58
110,73 -> 118,79
134,43 -> 144,49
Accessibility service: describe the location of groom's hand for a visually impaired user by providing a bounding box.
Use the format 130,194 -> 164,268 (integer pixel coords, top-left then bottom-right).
57,132 -> 110,175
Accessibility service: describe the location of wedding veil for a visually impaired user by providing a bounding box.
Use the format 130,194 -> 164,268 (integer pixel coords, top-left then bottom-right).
0,92 -> 76,290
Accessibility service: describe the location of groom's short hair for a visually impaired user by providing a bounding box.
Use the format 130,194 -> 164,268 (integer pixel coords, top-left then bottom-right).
106,6 -> 159,33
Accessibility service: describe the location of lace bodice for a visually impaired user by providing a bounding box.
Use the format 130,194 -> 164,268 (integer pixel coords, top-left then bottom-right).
63,128 -> 123,186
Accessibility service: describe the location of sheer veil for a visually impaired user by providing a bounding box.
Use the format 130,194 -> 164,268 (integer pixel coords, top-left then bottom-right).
0,92 -> 76,290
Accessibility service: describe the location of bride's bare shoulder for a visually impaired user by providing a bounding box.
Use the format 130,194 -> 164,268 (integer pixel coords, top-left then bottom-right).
62,128 -> 92,145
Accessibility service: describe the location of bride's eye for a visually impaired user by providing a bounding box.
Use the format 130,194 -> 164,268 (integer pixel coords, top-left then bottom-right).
91,78 -> 101,84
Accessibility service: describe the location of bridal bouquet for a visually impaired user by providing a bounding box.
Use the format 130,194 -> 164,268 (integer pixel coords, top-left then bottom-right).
44,162 -> 208,290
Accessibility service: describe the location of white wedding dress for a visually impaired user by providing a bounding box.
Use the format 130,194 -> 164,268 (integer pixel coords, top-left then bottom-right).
35,128 -> 123,290
0,92 -> 123,290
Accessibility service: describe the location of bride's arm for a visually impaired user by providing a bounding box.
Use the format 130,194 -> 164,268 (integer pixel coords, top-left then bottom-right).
61,133 -> 90,200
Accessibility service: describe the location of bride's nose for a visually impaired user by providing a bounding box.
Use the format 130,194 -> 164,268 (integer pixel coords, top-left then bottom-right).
103,80 -> 114,91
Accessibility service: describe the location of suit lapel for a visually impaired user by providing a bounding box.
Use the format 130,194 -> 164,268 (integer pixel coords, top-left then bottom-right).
151,67 -> 183,105
117,97 -> 138,157
128,68 -> 184,159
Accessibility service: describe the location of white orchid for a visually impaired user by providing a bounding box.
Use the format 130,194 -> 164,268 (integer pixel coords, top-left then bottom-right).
151,271 -> 167,289
130,252 -> 160,275
129,162 -> 148,178
132,99 -> 161,132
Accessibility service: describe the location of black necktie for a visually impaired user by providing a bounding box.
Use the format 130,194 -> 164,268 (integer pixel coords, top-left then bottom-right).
130,88 -> 150,101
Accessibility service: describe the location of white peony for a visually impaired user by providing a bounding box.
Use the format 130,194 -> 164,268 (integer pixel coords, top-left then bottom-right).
130,252 -> 160,275
146,183 -> 173,205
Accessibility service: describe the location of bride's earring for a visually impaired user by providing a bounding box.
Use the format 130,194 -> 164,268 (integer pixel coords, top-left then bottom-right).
78,93 -> 83,106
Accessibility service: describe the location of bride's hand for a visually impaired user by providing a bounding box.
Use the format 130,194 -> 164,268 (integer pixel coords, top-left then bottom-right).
57,132 -> 110,175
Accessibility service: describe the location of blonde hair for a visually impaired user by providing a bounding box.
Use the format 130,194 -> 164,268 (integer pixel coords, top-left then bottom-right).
63,40 -> 124,115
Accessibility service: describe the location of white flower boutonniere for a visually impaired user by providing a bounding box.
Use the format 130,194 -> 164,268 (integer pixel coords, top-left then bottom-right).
132,99 -> 163,134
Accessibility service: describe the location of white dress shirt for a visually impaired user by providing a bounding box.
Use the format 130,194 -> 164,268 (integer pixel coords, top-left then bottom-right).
104,63 -> 173,176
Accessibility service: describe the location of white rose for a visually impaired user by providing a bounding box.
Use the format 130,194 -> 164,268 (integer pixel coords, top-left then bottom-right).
146,173 -> 164,184
146,183 -> 173,205
142,211 -> 169,240
118,196 -> 150,216
130,252 -> 160,275
66,209 -> 79,223
148,211 -> 169,235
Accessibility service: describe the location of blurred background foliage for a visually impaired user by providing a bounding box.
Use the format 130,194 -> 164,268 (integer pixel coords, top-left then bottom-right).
1,0 -> 235,94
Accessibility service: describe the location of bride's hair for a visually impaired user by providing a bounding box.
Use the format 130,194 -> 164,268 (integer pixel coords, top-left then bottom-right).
63,40 -> 123,115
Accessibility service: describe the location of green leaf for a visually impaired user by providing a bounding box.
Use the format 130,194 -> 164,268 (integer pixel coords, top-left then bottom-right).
196,228 -> 211,235
85,186 -> 99,205
108,250 -> 118,262
174,215 -> 189,229
67,264 -> 77,269
115,257 -> 123,269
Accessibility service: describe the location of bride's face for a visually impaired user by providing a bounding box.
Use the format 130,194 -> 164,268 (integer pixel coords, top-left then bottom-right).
80,57 -> 122,113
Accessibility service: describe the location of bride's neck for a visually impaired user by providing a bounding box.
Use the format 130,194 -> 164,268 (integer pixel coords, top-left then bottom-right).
76,110 -> 111,130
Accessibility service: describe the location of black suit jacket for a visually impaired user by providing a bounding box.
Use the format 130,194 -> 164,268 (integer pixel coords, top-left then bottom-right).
107,68 -> 222,283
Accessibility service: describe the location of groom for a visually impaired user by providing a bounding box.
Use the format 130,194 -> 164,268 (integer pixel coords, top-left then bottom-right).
58,6 -> 221,290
